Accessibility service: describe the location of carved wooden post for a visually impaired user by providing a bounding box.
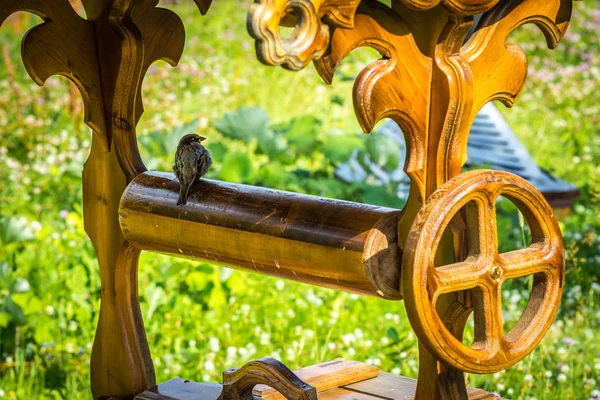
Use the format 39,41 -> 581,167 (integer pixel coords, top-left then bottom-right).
0,0 -> 210,398
249,0 -> 572,398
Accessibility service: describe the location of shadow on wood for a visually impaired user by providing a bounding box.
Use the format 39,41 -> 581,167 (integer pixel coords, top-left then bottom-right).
119,171 -> 403,299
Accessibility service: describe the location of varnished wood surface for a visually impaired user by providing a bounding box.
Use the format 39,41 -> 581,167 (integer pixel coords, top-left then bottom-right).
221,358 -> 318,400
248,0 -> 361,70
119,171 -> 403,299
0,0 -> 107,147
254,359 -> 379,399
1,0 -> 573,398
311,0 -> 570,395
403,170 -> 565,374
135,370 -> 502,400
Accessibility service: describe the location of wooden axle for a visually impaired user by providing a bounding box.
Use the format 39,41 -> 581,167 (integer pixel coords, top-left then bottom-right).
119,171 -> 403,299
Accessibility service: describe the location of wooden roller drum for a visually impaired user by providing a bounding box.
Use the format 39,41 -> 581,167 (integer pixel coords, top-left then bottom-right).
119,171 -> 403,299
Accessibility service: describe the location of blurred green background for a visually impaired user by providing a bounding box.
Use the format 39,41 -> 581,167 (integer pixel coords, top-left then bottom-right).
0,0 -> 599,399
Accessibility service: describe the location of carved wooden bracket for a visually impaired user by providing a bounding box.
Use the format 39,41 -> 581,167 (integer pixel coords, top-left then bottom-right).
442,0 -> 573,187
248,0 -> 361,70
220,357 -> 318,400
313,0 -> 571,200
0,0 -> 189,172
0,0 -> 107,148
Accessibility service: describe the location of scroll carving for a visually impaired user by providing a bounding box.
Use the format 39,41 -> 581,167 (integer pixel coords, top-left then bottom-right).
313,0 -> 572,200
396,0 -> 500,15
441,0 -> 572,186
314,1 -> 453,202
248,0 -> 361,70
220,358 -> 318,400
462,0 -> 572,117
0,0 -> 107,149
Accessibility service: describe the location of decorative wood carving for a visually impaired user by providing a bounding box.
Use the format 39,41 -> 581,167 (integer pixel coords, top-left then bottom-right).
84,1 -> 190,398
136,367 -> 501,399
1,0 -> 574,397
441,0 -> 573,187
0,0 -> 107,149
309,0 -> 571,396
0,0 -> 195,397
248,0 -> 361,70
403,170 -> 565,373
220,357 -> 318,400
253,358 -> 379,400
314,0 -> 572,195
396,0 -> 499,15
314,0 -> 452,204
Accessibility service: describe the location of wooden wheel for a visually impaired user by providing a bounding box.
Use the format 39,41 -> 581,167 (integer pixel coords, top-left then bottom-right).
403,170 -> 565,374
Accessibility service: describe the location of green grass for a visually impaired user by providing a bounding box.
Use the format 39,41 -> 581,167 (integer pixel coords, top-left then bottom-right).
0,0 -> 599,399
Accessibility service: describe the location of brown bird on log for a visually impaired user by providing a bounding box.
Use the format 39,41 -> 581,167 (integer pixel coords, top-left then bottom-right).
173,133 -> 213,205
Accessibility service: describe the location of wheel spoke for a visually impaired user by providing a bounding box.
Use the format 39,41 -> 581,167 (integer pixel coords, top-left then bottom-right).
478,194 -> 499,259
430,260 -> 485,299
472,281 -> 503,352
500,241 -> 560,280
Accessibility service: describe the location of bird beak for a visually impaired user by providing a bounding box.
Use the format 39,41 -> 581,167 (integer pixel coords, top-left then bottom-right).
198,136 -> 207,142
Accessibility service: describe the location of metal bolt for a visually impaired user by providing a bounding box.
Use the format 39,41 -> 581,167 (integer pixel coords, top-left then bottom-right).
490,266 -> 503,281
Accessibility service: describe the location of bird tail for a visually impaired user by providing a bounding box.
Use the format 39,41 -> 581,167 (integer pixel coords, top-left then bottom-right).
177,183 -> 191,206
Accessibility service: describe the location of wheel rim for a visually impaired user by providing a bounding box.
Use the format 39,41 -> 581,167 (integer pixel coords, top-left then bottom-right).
402,170 -> 564,373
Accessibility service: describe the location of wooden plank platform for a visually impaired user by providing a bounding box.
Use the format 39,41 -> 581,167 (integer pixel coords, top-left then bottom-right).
254,359 -> 379,399
136,359 -> 501,400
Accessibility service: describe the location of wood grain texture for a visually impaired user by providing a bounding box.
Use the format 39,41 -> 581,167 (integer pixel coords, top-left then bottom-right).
403,170 -> 565,374
395,0 -> 500,15
119,171 -> 403,299
84,137 -> 156,400
309,0 -> 571,393
85,1 -> 187,397
0,0 -> 107,148
3,0 -> 574,397
220,358 -> 318,400
254,359 -> 379,399
134,368 -> 501,400
315,0 -> 437,203
439,0 -> 572,189
344,371 -> 501,399
247,0 -> 361,70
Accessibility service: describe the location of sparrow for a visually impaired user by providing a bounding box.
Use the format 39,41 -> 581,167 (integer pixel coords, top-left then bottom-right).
173,133 -> 213,205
